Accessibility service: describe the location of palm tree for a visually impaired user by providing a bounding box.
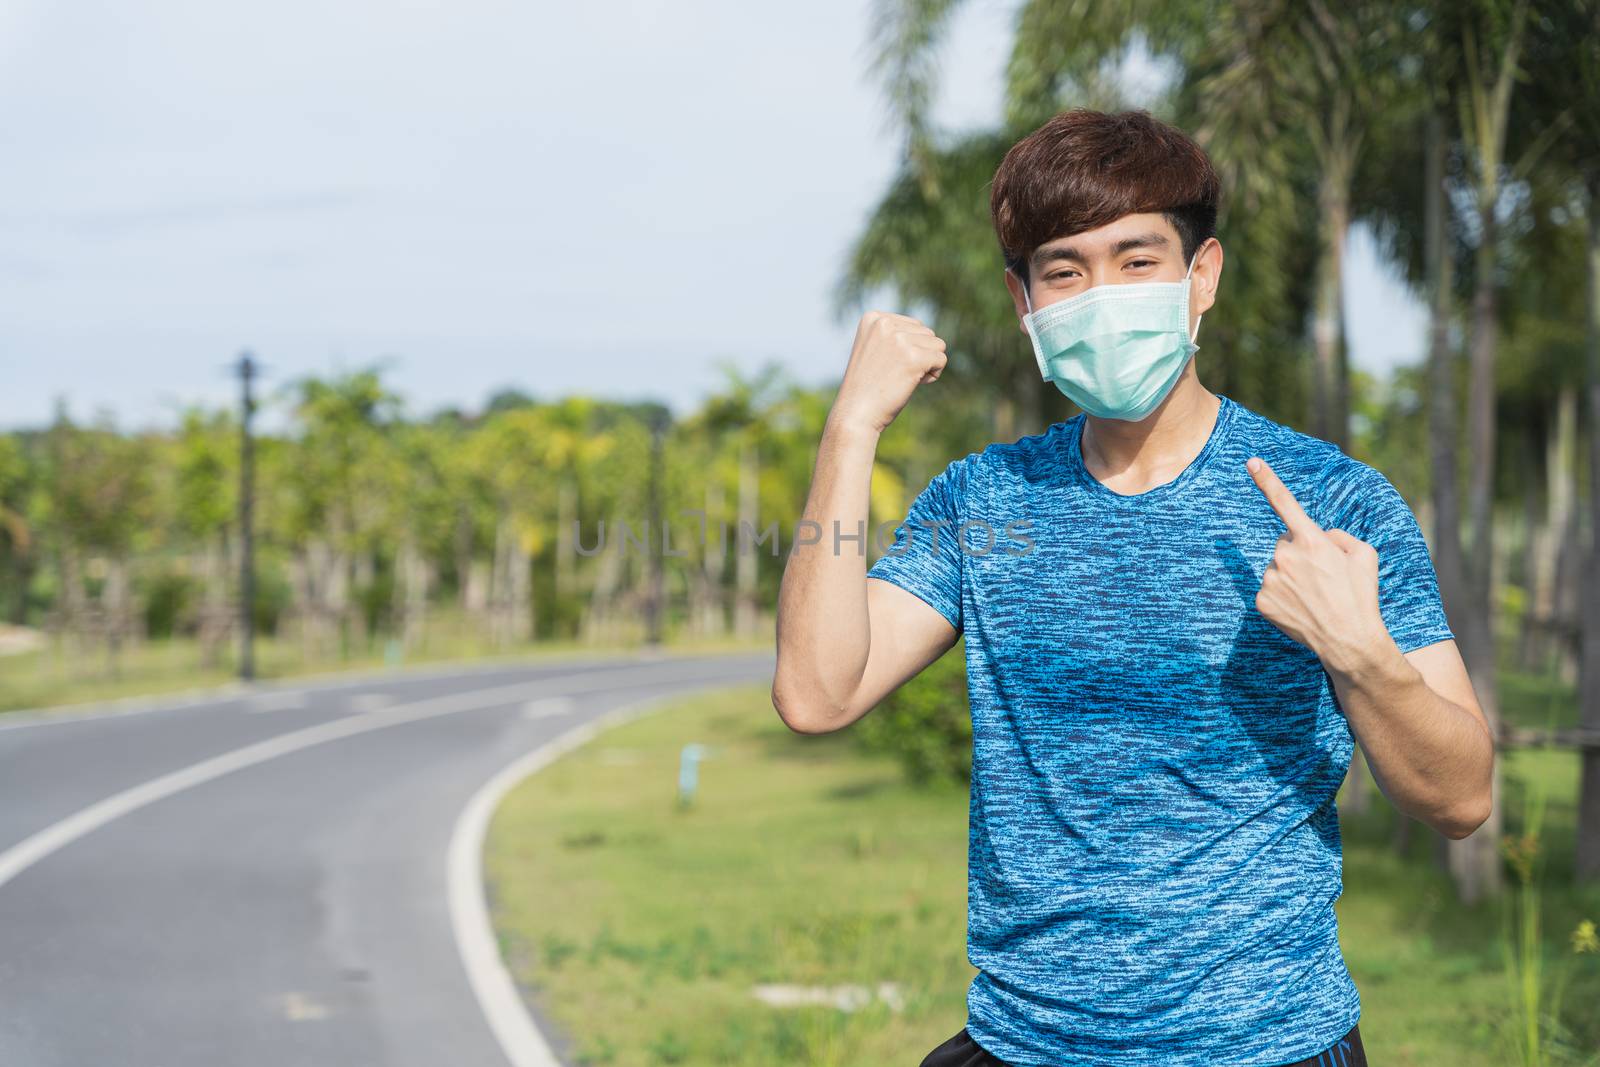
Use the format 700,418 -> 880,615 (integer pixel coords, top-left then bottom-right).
280,368 -> 404,659
172,407 -> 237,667
1518,0 -> 1600,883
839,128 -> 1061,442
0,434 -> 34,625
692,362 -> 790,637
1427,0 -> 1578,900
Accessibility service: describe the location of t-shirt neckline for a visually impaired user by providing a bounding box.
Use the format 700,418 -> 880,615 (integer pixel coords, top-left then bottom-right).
1063,394 -> 1237,506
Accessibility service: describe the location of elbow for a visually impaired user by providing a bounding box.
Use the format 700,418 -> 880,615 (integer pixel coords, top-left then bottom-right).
771,673 -> 849,735
1439,728 -> 1496,840
1440,792 -> 1493,840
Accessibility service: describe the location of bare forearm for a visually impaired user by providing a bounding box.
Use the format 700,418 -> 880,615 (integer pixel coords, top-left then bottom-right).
1324,636 -> 1494,837
773,310 -> 949,729
772,413 -> 881,724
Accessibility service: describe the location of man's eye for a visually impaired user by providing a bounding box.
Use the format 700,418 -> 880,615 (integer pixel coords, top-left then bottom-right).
1046,271 -> 1077,281
1127,259 -> 1156,268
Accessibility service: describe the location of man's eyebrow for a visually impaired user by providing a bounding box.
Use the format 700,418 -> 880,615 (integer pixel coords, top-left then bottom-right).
1033,231 -> 1171,268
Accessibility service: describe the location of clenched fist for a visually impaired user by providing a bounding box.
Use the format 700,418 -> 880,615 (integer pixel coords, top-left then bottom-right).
1247,455 -> 1392,673
829,311 -> 948,435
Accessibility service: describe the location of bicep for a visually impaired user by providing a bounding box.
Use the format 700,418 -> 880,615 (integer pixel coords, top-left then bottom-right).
840,576 -> 959,720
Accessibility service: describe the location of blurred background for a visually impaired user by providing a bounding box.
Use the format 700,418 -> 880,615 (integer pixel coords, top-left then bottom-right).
2,1 -> 1599,1065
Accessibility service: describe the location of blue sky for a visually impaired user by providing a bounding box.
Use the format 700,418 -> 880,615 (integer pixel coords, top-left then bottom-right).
0,0 -> 1428,433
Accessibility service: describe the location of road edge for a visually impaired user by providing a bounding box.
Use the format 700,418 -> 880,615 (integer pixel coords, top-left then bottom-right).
0,643 -> 758,730
447,685 -> 744,1067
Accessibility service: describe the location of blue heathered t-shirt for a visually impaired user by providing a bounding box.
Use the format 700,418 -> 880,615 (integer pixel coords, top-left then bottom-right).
866,393 -> 1454,1066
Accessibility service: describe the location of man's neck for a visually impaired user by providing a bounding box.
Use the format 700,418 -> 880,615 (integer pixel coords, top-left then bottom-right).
1078,375 -> 1222,495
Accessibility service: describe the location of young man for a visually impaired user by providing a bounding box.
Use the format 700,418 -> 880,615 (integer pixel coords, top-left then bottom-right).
771,109 -> 1494,1066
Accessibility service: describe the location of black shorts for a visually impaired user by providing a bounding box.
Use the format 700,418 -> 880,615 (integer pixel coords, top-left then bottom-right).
918,1022 -> 1367,1067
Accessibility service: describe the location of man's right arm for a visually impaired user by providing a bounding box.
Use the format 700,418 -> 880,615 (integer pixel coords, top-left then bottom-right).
771,311 -> 960,735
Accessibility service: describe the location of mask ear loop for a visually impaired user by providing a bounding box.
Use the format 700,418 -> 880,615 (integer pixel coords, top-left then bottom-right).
1184,248 -> 1203,346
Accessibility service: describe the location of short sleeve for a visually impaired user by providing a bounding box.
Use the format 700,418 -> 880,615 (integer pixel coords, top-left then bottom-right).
1317,456 -> 1455,654
867,457 -> 968,632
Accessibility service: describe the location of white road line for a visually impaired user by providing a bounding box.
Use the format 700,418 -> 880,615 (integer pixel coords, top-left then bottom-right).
0,659 -> 746,893
279,990 -> 331,1021
521,697 -> 577,720
346,693 -> 391,714
448,690 -> 695,1067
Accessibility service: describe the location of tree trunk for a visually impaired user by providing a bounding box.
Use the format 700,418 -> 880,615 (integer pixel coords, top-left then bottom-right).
455,510 -> 475,615
513,526 -> 534,645
1517,461 -> 1541,672
555,476 -> 577,637
1550,389 -> 1583,685
350,550 -> 374,650
735,437 -> 760,638
583,530 -> 623,644
102,555 -> 130,679
5,548 -> 33,625
57,546 -> 87,654
1539,389 -> 1580,681
1576,178 -> 1600,884
288,550 -> 311,666
465,559 -> 490,637
1453,158 -> 1506,905
198,535 -> 231,669
393,534 -> 430,653
1310,147 -> 1353,450
490,515 -> 510,649
298,537 -> 344,664
328,547 -> 351,660
487,514 -> 534,647
696,476 -> 727,638
1331,270 -> 1371,808
1422,111 -> 1481,879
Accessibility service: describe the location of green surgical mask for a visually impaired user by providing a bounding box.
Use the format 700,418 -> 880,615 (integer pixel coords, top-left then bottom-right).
1021,249 -> 1203,421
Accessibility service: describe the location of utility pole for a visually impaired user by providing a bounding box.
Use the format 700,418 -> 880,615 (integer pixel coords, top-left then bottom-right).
236,351 -> 257,681
645,406 -> 669,647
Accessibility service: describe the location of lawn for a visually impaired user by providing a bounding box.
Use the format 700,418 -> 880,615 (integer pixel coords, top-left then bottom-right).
484,679 -> 1600,1067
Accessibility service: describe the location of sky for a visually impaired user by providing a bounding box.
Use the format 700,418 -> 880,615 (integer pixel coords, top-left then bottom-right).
0,0 -> 1429,433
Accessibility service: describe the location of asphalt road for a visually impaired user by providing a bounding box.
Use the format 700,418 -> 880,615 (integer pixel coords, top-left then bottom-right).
0,650 -> 776,1067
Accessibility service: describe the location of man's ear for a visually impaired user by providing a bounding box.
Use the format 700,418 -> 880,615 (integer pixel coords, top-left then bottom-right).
1004,269 -> 1030,336
1191,237 -> 1223,317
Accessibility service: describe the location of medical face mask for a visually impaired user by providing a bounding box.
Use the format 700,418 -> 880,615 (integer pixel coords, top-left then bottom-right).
1020,249 -> 1204,421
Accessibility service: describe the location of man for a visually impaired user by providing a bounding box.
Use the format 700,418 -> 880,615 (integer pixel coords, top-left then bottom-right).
771,108 -> 1494,1066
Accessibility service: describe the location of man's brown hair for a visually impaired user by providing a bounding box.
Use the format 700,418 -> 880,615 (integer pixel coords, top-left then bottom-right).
989,108 -> 1220,287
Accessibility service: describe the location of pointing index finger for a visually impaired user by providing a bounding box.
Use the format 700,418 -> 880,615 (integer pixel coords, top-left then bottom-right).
1247,456 -> 1318,536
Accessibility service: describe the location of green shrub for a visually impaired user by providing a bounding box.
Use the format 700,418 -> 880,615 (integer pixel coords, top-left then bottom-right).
140,570 -> 193,638
853,639 -> 971,786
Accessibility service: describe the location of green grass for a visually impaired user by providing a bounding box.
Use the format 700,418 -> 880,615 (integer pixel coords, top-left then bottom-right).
484,682 -> 1600,1067
1335,755 -> 1600,1065
485,684 -> 971,1066
0,613 -> 772,715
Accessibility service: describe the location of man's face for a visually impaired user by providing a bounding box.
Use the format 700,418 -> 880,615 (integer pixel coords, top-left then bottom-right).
1003,212 -> 1220,341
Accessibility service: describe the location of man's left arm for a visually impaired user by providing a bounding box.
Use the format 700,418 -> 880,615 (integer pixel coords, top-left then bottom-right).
1246,455 -> 1495,840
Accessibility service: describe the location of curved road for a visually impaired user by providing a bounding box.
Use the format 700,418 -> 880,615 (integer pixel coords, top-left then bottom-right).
0,650 -> 775,1067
